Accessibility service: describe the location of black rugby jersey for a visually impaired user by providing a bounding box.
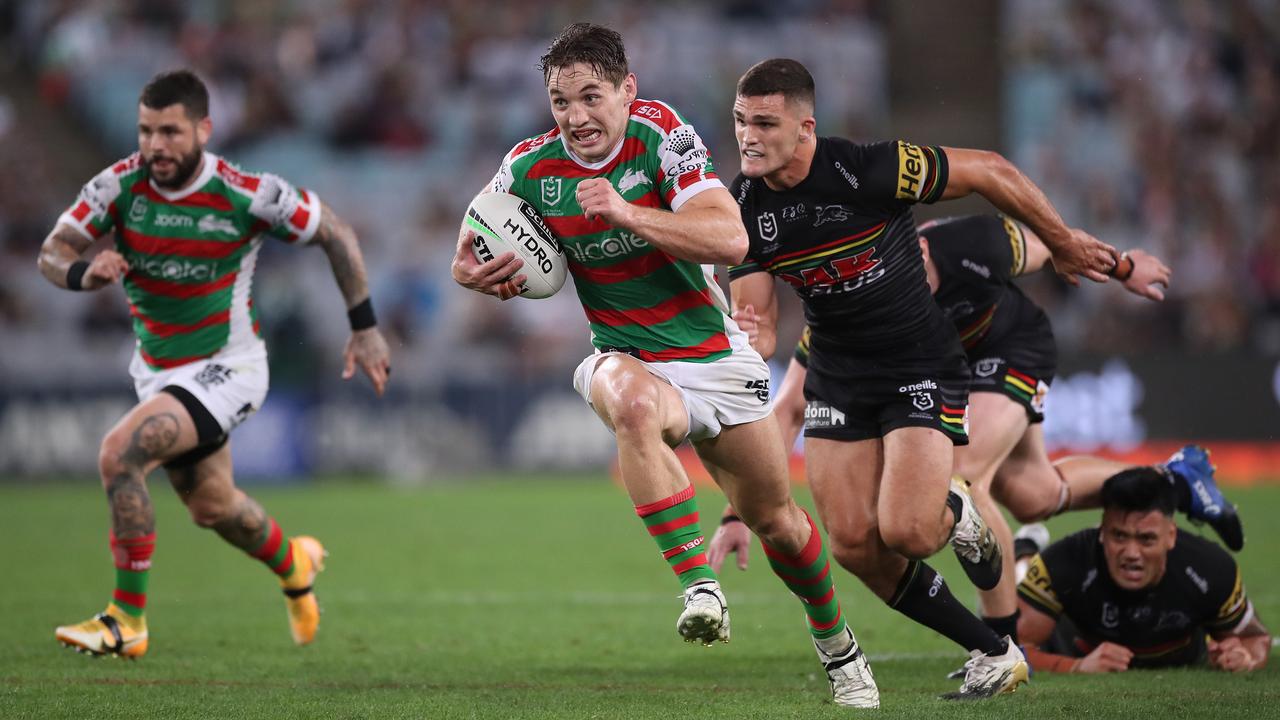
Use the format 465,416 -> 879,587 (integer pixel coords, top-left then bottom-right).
922,214 -> 1051,357
729,138 -> 950,353
1019,528 -> 1252,668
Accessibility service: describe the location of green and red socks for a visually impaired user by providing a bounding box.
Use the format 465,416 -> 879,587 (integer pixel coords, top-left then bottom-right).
249,517 -> 296,580
761,510 -> 846,640
109,531 -> 154,618
636,485 -> 716,588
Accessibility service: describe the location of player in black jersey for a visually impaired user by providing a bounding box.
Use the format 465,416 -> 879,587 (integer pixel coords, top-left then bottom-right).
720,58 -> 1117,700
714,212 -> 1246,654
1017,468 -> 1270,673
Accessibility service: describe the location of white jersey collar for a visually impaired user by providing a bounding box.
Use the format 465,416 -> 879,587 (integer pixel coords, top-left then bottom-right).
558,132 -> 626,171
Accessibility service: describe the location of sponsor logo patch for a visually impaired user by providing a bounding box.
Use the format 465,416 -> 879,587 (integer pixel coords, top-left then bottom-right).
804,401 -> 846,429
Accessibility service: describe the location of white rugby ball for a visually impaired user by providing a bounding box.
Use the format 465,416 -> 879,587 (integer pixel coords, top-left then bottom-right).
465,192 -> 566,299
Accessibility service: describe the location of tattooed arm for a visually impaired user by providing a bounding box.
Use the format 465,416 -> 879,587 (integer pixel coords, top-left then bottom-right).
311,203 -> 392,396
37,224 -> 129,290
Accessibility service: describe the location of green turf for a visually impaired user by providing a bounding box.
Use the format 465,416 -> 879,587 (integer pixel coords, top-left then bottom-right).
1,477 -> 1276,719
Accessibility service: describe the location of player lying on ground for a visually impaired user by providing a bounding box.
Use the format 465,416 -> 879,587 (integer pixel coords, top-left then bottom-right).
449,24 -> 877,708
1017,468 -> 1269,673
723,58 -> 1117,699
716,213 -> 1244,652
38,70 -> 391,658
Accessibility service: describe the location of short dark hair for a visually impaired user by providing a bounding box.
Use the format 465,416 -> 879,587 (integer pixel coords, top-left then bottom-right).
1101,467 -> 1177,517
539,23 -> 628,87
736,58 -> 816,110
139,70 -> 209,120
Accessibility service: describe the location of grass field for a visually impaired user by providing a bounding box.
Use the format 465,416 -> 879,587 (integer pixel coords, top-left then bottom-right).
1,476 -> 1276,719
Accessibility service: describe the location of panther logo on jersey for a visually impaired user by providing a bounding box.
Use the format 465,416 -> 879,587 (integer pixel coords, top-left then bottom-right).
813,204 -> 851,227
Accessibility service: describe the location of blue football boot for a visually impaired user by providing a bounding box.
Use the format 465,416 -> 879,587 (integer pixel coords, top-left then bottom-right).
1163,445 -> 1243,551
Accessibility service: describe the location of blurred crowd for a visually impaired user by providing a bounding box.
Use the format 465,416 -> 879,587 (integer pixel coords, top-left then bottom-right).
1004,0 -> 1280,354
0,0 -> 1275,395
0,0 -> 884,391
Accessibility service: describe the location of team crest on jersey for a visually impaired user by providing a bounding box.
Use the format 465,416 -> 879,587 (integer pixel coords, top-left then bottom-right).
813,204 -> 851,227
757,211 -> 778,242
618,168 -> 651,194
129,196 -> 149,223
541,177 -> 563,206
198,214 -> 238,236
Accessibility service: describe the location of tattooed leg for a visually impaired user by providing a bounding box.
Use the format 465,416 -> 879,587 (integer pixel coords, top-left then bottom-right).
100,412 -> 181,539
211,493 -> 270,552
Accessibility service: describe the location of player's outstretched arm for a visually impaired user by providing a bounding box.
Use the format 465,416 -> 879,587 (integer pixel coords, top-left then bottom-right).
576,181 -> 747,264
451,188 -> 526,300
37,224 -> 128,291
312,202 -> 391,397
1015,225 -> 1171,300
940,148 -> 1115,285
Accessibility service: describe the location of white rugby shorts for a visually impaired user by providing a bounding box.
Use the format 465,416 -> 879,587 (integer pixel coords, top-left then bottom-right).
130,344 -> 269,435
572,330 -> 772,442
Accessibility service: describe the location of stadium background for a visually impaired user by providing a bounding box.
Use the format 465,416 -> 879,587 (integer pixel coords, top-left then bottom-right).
1,0 -> 1278,483
0,2 -> 1277,718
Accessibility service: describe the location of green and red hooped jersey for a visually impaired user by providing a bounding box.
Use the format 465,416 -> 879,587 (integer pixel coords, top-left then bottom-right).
491,99 -> 735,363
58,152 -> 321,371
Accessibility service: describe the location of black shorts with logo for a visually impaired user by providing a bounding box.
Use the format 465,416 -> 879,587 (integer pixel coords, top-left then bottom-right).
966,318 -> 1057,424
802,334 -> 971,445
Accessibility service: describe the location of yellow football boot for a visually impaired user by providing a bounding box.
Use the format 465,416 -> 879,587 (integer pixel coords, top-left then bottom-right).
55,604 -> 148,658
281,535 -> 326,645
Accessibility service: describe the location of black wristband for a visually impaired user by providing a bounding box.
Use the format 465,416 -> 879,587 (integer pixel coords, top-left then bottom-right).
66,260 -> 90,291
347,298 -> 377,331
720,514 -> 743,526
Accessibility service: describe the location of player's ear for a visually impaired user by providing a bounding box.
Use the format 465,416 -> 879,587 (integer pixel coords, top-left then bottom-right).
196,116 -> 212,146
799,116 -> 816,142
621,73 -> 637,104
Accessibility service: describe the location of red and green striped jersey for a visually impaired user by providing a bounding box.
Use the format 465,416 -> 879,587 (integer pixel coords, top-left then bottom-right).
490,99 -> 733,363
58,152 -> 321,370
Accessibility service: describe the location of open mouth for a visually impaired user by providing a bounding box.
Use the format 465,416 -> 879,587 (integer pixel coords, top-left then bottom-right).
742,148 -> 765,159
572,128 -> 602,145
1119,562 -> 1145,582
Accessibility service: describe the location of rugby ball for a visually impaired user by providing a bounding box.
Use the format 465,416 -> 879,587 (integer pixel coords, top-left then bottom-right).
465,192 -> 566,299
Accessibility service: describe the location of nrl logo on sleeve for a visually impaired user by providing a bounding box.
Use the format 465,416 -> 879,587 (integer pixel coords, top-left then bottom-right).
757,211 -> 778,241
974,358 -> 1001,378
540,177 -> 563,206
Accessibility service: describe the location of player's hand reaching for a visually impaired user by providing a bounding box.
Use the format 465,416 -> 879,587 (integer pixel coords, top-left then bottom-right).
1049,228 -> 1117,286
1121,249 -> 1172,301
576,178 -> 633,227
708,516 -> 752,573
1208,636 -> 1256,672
81,249 -> 130,290
1073,641 -> 1133,673
343,327 -> 392,397
732,305 -> 761,347
451,230 -> 526,300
